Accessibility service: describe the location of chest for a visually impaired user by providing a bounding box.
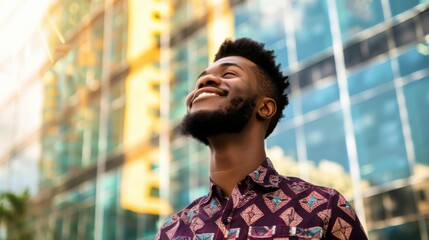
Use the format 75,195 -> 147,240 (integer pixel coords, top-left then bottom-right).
172,190 -> 329,239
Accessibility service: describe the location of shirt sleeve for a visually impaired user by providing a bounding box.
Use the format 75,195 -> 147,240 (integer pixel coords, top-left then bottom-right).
324,191 -> 368,240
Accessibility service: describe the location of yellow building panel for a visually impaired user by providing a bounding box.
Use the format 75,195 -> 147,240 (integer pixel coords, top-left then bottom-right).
121,0 -> 172,215
207,0 -> 234,61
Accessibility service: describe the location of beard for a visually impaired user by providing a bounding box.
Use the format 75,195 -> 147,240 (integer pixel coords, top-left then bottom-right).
180,96 -> 257,145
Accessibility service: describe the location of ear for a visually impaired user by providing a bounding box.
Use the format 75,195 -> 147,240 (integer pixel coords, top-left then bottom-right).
257,97 -> 276,120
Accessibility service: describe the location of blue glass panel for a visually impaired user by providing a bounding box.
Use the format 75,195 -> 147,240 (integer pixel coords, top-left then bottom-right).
254,2 -> 286,45
336,0 -> 384,40
403,76 -> 429,167
294,0 -> 332,61
274,43 -> 288,70
233,3 -> 250,27
368,220 -> 421,240
171,166 -> 190,210
282,99 -> 294,121
389,0 -> 421,17
300,83 -> 339,113
266,128 -> 297,161
234,1 -> 288,67
234,0 -> 258,38
348,60 -> 394,95
303,111 -> 349,171
352,90 -> 409,186
397,47 -> 429,76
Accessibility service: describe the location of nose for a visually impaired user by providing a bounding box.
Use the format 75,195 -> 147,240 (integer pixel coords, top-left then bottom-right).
196,74 -> 221,89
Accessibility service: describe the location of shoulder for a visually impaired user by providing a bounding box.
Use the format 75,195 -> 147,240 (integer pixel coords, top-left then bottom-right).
279,177 -> 368,238
280,176 -> 339,198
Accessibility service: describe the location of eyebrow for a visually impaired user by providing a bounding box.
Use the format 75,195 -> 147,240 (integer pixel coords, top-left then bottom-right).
197,62 -> 245,79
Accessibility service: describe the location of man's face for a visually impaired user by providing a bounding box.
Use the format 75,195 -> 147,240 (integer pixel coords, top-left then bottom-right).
180,56 -> 261,144
186,56 -> 259,113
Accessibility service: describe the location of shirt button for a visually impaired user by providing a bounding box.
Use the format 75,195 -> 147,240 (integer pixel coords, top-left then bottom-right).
222,218 -> 230,225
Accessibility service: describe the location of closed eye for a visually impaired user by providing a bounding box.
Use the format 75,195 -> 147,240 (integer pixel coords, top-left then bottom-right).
223,71 -> 238,78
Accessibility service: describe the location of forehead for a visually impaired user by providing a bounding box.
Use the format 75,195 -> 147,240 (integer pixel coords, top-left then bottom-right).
208,56 -> 257,71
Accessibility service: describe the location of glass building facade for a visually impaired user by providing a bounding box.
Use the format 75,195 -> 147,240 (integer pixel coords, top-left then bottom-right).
0,0 -> 428,239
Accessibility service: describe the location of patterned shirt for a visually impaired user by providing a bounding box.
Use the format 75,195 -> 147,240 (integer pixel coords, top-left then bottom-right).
157,158 -> 368,239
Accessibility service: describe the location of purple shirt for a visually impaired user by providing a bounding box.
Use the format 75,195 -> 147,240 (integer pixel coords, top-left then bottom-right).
157,158 -> 368,239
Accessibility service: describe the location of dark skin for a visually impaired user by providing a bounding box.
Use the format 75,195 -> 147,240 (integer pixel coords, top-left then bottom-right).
185,56 -> 277,197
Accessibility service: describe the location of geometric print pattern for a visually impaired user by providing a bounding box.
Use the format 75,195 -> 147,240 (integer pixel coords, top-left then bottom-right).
337,194 -> 356,220
287,181 -> 310,195
194,233 -> 214,240
299,191 -> 328,213
250,166 -> 267,184
156,158 -> 368,240
332,217 -> 353,239
280,207 -> 303,226
190,217 -> 205,233
165,222 -> 179,239
203,199 -> 221,217
236,190 -> 257,209
263,189 -> 291,213
215,218 -> 228,237
240,204 -> 264,226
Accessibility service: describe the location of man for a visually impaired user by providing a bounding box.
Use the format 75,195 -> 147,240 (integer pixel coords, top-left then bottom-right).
157,38 -> 368,239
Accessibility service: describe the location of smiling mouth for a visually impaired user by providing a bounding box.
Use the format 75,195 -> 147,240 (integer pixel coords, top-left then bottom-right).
189,88 -> 228,109
194,92 -> 219,100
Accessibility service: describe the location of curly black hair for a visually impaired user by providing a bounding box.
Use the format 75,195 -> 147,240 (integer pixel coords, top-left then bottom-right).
214,38 -> 290,138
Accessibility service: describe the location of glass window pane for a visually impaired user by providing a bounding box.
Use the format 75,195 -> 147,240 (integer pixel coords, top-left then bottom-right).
69,212 -> 79,240
254,1 -> 286,46
234,1 -> 288,68
352,90 -> 410,186
392,18 -> 417,48
369,220 -> 421,240
388,186 -> 418,217
171,44 -> 189,123
420,8 -> 429,35
102,195 -> 117,239
397,47 -> 429,77
389,0 -> 421,17
304,111 -> 349,170
344,31 -> 389,68
403,76 -> 429,172
266,128 -> 298,174
83,205 -> 95,239
123,210 -> 138,239
102,172 -> 119,239
139,214 -> 160,238
110,1 -> 127,66
303,111 -> 353,195
171,166 -> 190,210
107,80 -> 125,154
364,194 -> 386,223
294,0 -> 332,61
300,82 -> 339,113
282,99 -> 294,121
348,59 -> 394,95
336,0 -> 384,41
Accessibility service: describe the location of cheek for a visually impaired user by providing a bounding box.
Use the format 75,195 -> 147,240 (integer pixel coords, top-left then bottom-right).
185,91 -> 195,106
234,86 -> 258,99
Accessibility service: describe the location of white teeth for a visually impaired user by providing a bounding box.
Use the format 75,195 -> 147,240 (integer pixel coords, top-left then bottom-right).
198,92 -> 218,98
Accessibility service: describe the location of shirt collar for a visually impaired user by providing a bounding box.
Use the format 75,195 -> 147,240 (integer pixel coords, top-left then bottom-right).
248,157 -> 281,189
203,157 -> 281,204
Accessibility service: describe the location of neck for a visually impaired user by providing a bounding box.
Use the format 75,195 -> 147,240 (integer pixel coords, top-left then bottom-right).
207,127 -> 266,197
